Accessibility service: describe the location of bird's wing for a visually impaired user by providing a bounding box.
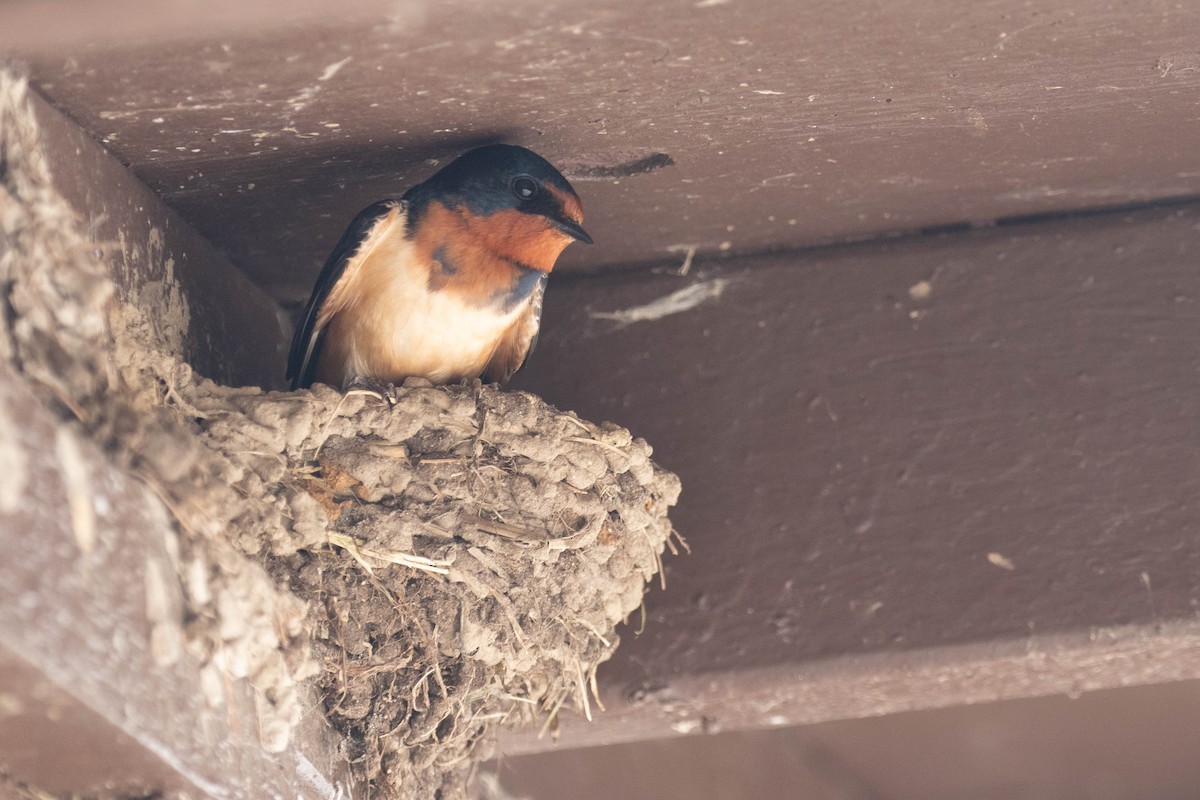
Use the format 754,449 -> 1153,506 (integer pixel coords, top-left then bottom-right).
483,272 -> 548,384
286,199 -> 405,389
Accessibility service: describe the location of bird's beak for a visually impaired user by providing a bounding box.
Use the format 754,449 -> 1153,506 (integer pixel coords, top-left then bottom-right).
548,214 -> 593,245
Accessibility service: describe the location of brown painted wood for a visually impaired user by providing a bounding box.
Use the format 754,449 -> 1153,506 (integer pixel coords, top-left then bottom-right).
0,0 -> 391,51
502,200 -> 1200,750
11,0 -> 1200,305
24,88 -> 289,388
0,366 -> 353,798
492,681 -> 1200,800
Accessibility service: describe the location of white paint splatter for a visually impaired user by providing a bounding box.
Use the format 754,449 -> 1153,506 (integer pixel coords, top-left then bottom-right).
145,556 -> 183,667
671,718 -> 703,734
0,403 -> 27,514
55,428 -> 96,555
987,552 -> 1016,571
318,56 -> 353,82
760,172 -> 799,186
909,280 -> 932,300
294,752 -> 347,800
287,85 -> 321,113
589,279 -> 728,327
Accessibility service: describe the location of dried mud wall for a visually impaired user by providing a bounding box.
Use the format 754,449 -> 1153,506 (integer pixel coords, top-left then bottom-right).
0,72 -> 680,799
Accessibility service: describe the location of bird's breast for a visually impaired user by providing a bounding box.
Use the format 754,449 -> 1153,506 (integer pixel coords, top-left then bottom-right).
320,233 -> 533,386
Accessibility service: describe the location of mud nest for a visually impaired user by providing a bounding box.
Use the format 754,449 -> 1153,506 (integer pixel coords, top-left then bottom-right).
187,381 -> 681,796
0,71 -> 681,798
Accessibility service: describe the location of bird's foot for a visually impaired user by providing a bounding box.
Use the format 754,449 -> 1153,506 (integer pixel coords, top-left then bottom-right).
345,376 -> 399,407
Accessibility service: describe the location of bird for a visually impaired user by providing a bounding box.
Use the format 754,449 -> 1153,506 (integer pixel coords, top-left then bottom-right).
286,144 -> 591,396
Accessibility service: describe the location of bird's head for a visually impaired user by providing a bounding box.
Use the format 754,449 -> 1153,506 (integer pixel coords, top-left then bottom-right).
404,144 -> 591,272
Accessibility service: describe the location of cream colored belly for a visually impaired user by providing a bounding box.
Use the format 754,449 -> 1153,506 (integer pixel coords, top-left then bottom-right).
333,269 -> 524,385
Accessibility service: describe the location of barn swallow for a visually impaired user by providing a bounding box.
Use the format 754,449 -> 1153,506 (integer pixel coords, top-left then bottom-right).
286,144 -> 590,393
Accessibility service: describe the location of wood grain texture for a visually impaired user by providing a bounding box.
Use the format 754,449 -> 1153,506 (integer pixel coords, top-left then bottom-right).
15,0 -> 1200,303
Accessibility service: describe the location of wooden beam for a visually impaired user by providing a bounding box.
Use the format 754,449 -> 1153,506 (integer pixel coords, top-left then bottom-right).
504,201 -> 1200,751
22,81 -> 288,388
0,0 -> 391,51
0,365 -> 353,797
13,0 -> 1200,301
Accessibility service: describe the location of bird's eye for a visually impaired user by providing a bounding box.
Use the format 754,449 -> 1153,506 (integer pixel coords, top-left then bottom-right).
511,175 -> 539,200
